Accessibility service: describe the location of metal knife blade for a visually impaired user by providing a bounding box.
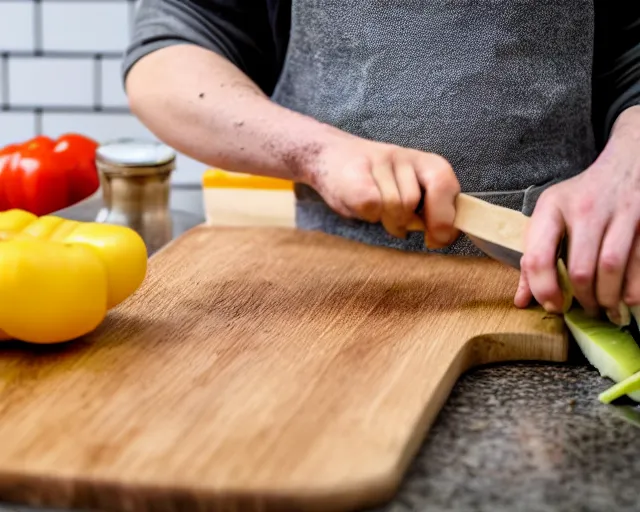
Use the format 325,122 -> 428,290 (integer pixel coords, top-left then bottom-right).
452,193 -> 531,269
464,233 -> 525,270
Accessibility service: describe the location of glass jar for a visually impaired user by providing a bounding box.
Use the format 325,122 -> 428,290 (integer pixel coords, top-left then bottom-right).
95,139 -> 177,255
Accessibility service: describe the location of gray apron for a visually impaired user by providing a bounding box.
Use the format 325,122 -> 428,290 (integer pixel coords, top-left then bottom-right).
271,0 -> 597,256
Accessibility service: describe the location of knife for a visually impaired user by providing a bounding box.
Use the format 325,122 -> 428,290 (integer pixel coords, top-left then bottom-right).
408,193 -> 573,310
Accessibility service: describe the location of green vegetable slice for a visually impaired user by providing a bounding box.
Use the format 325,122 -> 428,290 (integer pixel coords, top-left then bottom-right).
564,308 -> 640,403
599,370 -> 640,404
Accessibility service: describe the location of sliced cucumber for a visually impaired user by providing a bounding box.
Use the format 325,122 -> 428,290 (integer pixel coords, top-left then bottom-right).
599,370 -> 640,404
564,308 -> 640,403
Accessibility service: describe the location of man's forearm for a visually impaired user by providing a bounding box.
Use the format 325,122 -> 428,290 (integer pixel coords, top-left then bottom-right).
125,44 -> 340,183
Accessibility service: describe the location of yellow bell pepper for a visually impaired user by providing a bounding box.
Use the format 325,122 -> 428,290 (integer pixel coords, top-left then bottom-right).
0,209 -> 147,344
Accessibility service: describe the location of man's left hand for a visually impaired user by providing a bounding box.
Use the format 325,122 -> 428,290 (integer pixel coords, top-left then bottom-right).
515,105 -> 640,323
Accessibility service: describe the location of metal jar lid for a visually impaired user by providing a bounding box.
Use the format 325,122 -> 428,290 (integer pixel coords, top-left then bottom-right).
96,138 -> 177,176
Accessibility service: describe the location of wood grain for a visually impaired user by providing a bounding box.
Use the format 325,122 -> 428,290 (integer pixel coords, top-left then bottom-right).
0,225 -> 567,512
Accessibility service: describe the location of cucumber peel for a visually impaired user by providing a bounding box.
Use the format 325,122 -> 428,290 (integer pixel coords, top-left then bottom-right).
564,308 -> 640,403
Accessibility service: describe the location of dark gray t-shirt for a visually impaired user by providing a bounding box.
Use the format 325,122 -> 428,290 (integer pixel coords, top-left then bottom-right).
123,1 -> 640,256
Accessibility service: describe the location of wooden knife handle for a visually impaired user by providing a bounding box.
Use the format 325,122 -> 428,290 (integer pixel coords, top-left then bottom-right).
408,192 -> 529,251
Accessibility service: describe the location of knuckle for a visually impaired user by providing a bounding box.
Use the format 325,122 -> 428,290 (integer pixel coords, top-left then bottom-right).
385,196 -> 403,212
536,287 -> 558,304
418,155 -> 459,188
521,253 -> 545,274
353,188 -> 381,216
348,156 -> 373,175
429,218 -> 453,233
327,197 -> 353,219
431,177 -> 460,197
624,289 -> 640,306
574,196 -> 596,216
535,187 -> 564,212
403,190 -> 422,212
569,267 -> 593,287
536,189 -> 551,204
526,277 -> 560,304
429,153 -> 454,173
599,251 -> 624,274
384,145 -> 401,161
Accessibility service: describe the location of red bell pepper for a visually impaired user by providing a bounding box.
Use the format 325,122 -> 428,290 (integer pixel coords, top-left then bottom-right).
54,133 -> 100,204
0,133 -> 100,216
0,144 -> 19,211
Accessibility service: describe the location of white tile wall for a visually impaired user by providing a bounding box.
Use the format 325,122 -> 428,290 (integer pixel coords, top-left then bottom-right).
0,58 -> 4,103
42,112 -> 151,141
101,58 -> 129,107
0,0 -> 207,185
9,57 -> 94,107
42,2 -> 131,53
0,2 -> 35,51
0,112 -> 37,144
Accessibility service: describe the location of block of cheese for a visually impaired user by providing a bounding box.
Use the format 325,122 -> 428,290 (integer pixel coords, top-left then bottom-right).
202,169 -> 296,227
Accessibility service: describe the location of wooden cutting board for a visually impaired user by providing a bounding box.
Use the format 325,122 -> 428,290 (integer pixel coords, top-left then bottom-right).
0,225 -> 567,512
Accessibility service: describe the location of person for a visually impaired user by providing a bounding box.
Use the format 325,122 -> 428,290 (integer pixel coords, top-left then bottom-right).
122,1 -> 640,323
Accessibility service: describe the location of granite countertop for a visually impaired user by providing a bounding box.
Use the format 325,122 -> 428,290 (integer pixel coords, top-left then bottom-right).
3,187 -> 640,512
370,360 -> 640,512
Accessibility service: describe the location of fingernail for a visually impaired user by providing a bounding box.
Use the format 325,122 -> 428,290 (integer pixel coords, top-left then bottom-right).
606,309 -> 621,325
543,301 -> 560,314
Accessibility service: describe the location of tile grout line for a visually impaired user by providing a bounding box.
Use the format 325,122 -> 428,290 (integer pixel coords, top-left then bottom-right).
33,0 -> 43,131
34,107 -> 42,135
2,106 -> 130,113
3,51 -> 125,59
33,0 -> 43,54
128,0 -> 137,41
94,54 -> 103,111
1,52 -> 8,110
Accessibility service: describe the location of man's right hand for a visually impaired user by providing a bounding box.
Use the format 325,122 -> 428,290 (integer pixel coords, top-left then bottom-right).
300,133 -> 461,247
